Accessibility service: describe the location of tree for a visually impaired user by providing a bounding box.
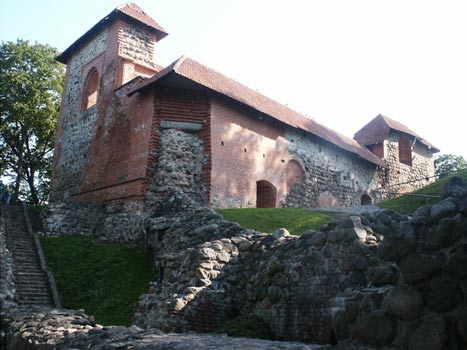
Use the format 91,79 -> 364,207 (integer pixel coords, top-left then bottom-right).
0,40 -> 65,204
435,154 -> 467,178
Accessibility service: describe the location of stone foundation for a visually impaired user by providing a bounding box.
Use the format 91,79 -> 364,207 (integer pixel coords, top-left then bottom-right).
37,178 -> 467,348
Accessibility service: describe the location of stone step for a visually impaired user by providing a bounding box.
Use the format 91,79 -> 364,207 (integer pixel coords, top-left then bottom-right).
3,204 -> 55,308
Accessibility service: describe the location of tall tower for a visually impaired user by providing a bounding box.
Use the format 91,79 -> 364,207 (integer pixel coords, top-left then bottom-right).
51,3 -> 167,201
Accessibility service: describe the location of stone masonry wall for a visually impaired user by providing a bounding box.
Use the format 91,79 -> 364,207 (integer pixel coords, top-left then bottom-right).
51,30 -> 107,201
283,129 -> 382,208
0,214 -> 17,311
41,200 -> 147,242
149,128 -> 209,206
134,178 -> 467,348
380,132 -> 436,197
118,24 -> 157,69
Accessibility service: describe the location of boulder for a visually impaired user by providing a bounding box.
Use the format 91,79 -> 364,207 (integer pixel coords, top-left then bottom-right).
380,226 -> 415,261
350,310 -> 396,346
447,253 -> 467,279
272,228 -> 290,240
423,274 -> 459,312
407,316 -> 448,350
440,176 -> 467,199
430,200 -> 457,219
423,214 -> 464,250
457,304 -> 467,343
371,262 -> 399,286
309,231 -> 327,246
332,302 -> 358,340
384,284 -> 423,320
398,254 -> 442,284
410,205 -> 432,225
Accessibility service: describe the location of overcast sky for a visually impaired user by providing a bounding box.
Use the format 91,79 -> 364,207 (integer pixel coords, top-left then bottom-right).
2,0 -> 466,159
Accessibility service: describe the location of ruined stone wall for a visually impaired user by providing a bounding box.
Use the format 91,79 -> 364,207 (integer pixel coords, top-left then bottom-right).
381,132 -> 436,197
134,178 -> 467,348
51,30 -> 107,201
0,215 -> 17,311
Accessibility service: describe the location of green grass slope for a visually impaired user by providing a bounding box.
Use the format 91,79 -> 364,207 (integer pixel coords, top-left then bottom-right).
378,169 -> 467,213
40,235 -> 154,326
217,208 -> 340,235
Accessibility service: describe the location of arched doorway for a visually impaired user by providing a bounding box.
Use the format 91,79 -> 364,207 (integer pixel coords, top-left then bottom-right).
361,194 -> 372,205
256,180 -> 276,208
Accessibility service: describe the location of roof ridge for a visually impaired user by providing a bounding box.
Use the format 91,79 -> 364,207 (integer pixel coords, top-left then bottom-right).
173,55 -> 188,72
130,56 -> 386,166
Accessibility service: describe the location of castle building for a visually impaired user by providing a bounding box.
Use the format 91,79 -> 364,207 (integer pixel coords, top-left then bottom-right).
51,3 -> 439,210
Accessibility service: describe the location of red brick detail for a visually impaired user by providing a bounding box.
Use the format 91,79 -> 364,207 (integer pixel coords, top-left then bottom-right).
77,79 -> 154,203
210,95 -> 289,208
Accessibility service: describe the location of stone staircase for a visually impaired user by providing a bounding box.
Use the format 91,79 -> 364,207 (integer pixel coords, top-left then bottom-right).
2,203 -> 58,308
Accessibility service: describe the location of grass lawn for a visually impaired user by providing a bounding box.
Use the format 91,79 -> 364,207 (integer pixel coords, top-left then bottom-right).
217,208 -> 340,235
378,169 -> 467,213
40,235 -> 154,326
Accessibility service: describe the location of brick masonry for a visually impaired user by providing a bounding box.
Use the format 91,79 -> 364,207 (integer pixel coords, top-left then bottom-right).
49,3 -> 438,239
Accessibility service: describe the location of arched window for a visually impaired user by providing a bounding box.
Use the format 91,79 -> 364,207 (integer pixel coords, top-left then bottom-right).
256,180 -> 276,208
81,68 -> 99,111
398,135 -> 412,166
286,160 -> 305,192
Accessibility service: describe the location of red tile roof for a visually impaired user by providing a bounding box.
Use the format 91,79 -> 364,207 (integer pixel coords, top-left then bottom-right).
57,3 -> 168,64
354,114 -> 440,152
130,56 -> 386,167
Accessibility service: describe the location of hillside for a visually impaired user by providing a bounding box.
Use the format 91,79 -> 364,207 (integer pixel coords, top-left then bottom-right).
378,169 -> 467,213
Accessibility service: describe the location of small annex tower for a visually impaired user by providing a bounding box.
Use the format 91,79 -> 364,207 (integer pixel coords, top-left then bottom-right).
52,3 -> 167,201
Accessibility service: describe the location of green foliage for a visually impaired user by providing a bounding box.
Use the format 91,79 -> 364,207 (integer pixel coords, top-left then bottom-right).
217,208 -> 338,235
0,39 -> 65,204
215,314 -> 275,340
379,169 -> 467,213
435,154 -> 467,178
40,235 -> 154,326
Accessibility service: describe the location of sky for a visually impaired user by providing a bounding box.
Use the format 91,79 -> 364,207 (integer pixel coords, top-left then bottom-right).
1,0 -> 466,159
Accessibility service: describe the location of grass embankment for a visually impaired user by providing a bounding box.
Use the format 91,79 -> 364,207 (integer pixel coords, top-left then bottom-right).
378,169 -> 467,213
40,235 -> 154,326
217,208 -> 341,235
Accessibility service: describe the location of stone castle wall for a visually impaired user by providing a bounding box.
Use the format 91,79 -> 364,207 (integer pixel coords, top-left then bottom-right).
381,133 -> 436,197
11,179 -> 467,349
283,129 -> 382,208
134,178 -> 467,348
209,95 -> 383,209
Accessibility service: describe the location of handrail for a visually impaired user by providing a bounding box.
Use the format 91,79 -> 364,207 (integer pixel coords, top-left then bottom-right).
21,202 -> 61,308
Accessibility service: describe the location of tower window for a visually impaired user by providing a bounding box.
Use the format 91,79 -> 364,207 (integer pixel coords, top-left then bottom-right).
81,68 -> 99,111
398,135 -> 412,166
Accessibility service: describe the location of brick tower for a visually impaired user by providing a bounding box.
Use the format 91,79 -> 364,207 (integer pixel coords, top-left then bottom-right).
51,3 -> 167,202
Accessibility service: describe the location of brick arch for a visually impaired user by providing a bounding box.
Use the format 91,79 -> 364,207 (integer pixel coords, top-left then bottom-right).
286,159 -> 305,192
256,180 -> 276,208
81,68 -> 99,111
